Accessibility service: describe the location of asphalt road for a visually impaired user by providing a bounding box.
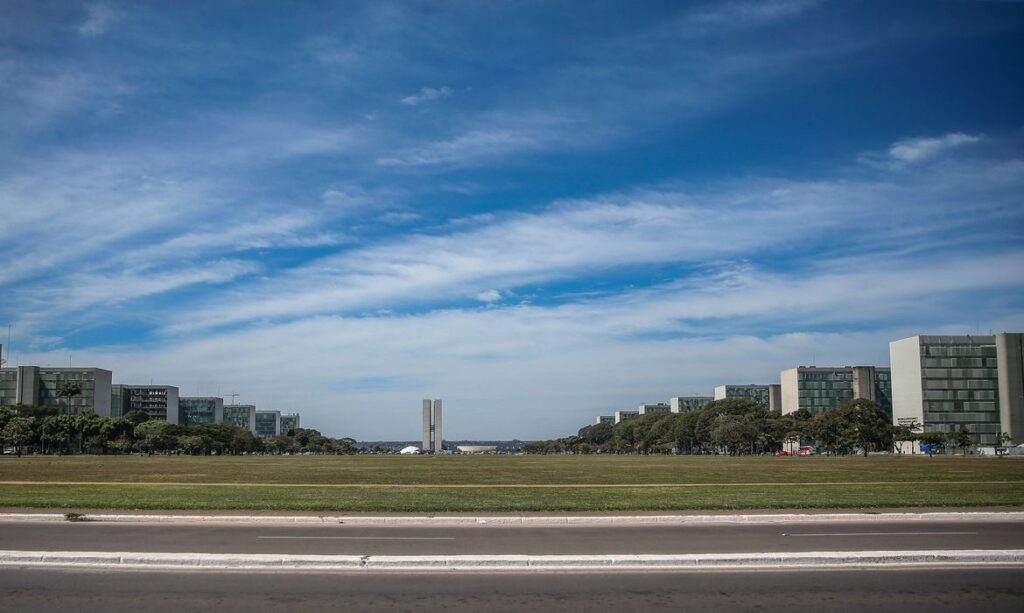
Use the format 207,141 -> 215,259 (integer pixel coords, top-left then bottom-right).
1,520 -> 1022,555
0,567 -> 1022,612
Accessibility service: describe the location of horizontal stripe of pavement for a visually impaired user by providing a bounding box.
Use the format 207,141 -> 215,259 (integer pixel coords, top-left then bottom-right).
1,512 -> 1022,525
1,549 -> 1022,571
2,480 -> 1023,488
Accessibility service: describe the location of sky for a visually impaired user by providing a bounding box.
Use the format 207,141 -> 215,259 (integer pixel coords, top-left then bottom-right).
1,0 -> 1023,440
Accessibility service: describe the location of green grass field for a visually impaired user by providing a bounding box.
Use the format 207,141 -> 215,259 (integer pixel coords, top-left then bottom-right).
1,455 -> 1022,512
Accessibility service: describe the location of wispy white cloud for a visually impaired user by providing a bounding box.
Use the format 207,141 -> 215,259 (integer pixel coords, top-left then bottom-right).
475,289 -> 503,303
79,3 -> 118,38
687,0 -> 821,27
166,148 -> 1024,333
377,112 -> 597,168
887,132 -> 983,163
401,86 -> 453,106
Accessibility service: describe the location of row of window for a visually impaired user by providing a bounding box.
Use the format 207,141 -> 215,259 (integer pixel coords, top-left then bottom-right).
923,368 -> 999,379
924,390 -> 997,401
922,357 -> 997,368
922,411 -> 1000,423
922,422 -> 1002,433
923,401 -> 997,411
922,345 -> 997,357
924,379 -> 996,390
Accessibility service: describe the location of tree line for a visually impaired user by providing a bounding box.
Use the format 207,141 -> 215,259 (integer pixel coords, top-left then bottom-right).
524,398 -> 984,456
0,405 -> 357,456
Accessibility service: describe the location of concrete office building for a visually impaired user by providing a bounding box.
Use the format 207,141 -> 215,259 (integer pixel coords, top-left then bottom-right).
714,385 -> 772,407
614,410 -> 639,424
179,397 -> 224,427
670,396 -> 713,413
422,399 -> 442,453
255,410 -> 281,437
891,334 -> 1024,446
223,404 -> 257,432
111,384 -> 179,423
0,366 -> 112,416
595,415 -> 615,426
768,384 -> 782,412
279,413 -> 300,435
638,403 -> 671,415
780,366 -> 892,416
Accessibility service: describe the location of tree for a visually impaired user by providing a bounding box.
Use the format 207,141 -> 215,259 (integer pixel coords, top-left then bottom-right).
2,417 -> 35,456
99,417 -> 135,454
41,415 -> 76,454
711,414 -> 756,455
813,399 -> 892,456
178,435 -> 211,455
74,412 -> 104,453
134,421 -> 176,454
946,426 -> 973,455
55,381 -> 83,416
336,437 -> 359,455
123,410 -> 150,426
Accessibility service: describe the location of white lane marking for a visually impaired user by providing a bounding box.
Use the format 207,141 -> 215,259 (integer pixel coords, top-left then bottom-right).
784,531 -> 977,537
257,536 -> 456,540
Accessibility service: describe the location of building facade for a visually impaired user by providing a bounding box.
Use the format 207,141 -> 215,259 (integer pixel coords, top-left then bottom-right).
223,404 -> 257,432
421,399 -> 442,453
890,334 -> 1023,446
614,410 -> 639,424
638,403 -> 671,415
179,397 -> 224,427
0,366 -> 112,416
780,366 -> 892,416
669,396 -> 713,413
279,413 -> 300,435
110,384 -> 179,423
255,410 -> 281,437
768,384 -> 782,412
714,384 -> 772,407
595,415 -> 615,426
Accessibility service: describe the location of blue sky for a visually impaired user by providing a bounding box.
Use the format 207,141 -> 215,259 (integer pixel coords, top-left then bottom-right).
1,0 -> 1023,439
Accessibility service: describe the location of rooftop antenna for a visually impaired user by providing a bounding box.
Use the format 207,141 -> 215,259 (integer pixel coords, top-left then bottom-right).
226,392 -> 240,405
2,324 -> 9,367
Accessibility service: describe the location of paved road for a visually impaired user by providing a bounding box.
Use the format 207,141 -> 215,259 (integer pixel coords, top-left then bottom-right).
1,520 -> 1021,555
0,567 -> 1021,612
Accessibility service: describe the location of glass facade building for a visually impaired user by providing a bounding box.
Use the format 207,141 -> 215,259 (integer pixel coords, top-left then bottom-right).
595,415 -> 615,426
255,410 -> 280,437
781,366 -> 892,416
0,366 -> 112,415
110,384 -> 179,423
223,404 -> 257,432
179,397 -> 223,427
279,413 -> 300,436
638,403 -> 671,415
892,334 -> 1023,446
714,385 -> 772,407
669,396 -> 713,413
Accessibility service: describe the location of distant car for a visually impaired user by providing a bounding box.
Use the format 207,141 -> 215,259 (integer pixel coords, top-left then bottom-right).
797,447 -> 816,456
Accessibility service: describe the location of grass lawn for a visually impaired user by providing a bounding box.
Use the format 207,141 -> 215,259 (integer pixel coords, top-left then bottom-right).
1,455 -> 1022,512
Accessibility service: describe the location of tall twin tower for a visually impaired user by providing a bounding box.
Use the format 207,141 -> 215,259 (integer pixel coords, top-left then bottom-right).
421,399 -> 442,454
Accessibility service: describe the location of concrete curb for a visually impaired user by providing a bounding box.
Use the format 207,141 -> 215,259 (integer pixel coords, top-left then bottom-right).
1,511 -> 1023,526
0,549 -> 1022,571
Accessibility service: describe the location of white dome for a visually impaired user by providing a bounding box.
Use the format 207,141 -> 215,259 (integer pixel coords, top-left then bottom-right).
399,446 -> 421,454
